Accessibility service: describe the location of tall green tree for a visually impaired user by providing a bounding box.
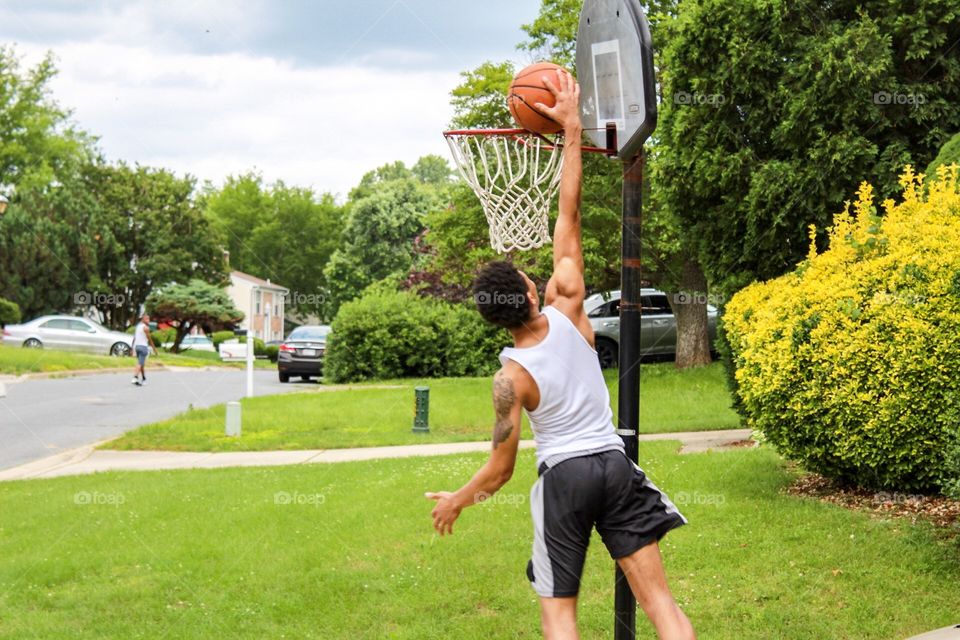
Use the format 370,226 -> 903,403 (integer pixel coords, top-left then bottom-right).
0,46 -> 100,320
0,168 -> 100,319
324,175 -> 437,316
657,0 -> 960,295
202,174 -> 345,321
86,162 -> 227,330
0,46 -> 93,193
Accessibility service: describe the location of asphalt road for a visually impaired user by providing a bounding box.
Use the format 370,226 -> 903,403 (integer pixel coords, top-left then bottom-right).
0,368 -> 312,471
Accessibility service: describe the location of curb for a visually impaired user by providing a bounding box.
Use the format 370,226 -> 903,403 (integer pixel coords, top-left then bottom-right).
0,429 -> 754,482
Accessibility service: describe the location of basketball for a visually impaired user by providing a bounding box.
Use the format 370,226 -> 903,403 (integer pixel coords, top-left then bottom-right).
507,62 -> 569,135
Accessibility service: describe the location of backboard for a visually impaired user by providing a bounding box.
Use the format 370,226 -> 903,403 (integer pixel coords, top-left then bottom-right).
576,0 -> 657,159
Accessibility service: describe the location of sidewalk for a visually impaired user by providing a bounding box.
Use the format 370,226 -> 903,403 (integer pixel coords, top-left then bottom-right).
0,429 -> 753,482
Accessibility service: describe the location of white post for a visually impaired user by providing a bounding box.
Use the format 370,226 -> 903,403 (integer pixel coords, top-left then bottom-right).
247,285 -> 258,398
225,401 -> 241,437
246,330 -> 254,398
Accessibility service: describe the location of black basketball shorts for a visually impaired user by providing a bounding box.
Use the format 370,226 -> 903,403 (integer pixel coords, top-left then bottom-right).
526,449 -> 687,598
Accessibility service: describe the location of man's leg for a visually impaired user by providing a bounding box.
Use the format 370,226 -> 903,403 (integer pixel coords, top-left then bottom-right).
539,596 -> 578,640
616,541 -> 694,640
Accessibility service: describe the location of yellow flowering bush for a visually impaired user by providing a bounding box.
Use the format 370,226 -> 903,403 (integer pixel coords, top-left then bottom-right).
725,166 -> 960,492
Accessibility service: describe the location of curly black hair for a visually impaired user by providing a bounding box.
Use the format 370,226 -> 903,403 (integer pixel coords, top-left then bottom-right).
472,261 -> 532,329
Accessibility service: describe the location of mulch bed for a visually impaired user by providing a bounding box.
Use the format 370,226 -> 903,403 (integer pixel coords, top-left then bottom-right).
787,472 -> 960,530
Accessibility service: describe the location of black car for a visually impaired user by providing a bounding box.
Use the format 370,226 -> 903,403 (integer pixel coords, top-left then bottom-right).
277,325 -> 330,382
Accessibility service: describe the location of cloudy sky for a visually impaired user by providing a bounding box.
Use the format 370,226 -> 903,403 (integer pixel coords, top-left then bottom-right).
0,0 -> 543,199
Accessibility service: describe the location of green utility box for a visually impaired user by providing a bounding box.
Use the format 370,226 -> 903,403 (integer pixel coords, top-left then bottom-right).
413,386 -> 429,433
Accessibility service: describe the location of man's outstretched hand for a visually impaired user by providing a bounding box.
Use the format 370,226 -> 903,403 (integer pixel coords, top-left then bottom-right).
534,69 -> 582,134
425,491 -> 462,536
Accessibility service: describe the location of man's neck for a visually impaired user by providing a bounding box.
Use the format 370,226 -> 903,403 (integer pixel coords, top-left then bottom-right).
510,310 -> 548,348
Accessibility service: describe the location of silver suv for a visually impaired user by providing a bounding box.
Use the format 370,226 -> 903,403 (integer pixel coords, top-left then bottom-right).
584,290 -> 718,368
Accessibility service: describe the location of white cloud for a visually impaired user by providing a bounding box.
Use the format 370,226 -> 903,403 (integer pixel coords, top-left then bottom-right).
17,40 -> 462,199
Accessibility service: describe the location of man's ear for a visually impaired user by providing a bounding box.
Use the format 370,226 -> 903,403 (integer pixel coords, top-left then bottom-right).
526,291 -> 538,311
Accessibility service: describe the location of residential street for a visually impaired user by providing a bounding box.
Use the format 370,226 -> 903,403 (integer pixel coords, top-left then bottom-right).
0,369 -> 310,470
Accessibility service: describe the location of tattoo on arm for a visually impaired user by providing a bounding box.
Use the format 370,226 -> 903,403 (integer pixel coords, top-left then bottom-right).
492,371 -> 516,450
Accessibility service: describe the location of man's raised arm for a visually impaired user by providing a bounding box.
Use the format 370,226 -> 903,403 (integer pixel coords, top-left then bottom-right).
536,70 -> 586,305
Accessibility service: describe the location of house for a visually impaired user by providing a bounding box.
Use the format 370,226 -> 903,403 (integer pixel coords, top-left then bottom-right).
227,271 -> 289,342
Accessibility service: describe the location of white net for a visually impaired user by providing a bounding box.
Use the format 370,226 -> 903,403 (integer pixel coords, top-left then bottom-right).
444,130 -> 563,253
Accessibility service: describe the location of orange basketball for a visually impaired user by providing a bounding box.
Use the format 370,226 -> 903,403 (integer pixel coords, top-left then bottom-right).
507,62 -> 569,135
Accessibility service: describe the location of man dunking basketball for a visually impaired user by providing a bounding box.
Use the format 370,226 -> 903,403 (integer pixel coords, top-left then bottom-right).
425,70 -> 695,640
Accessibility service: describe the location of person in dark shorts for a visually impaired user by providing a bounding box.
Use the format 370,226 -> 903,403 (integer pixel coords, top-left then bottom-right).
426,69 -> 695,639
131,314 -> 157,386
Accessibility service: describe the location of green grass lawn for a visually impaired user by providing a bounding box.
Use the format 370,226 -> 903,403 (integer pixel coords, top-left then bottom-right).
0,343 -> 272,375
105,362 -> 740,452
0,443 -> 956,639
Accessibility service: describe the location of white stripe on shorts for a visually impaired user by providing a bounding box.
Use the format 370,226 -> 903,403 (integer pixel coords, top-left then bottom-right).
529,476 -> 554,597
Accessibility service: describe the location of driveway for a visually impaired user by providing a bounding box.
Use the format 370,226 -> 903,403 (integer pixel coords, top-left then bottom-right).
0,369 -> 311,471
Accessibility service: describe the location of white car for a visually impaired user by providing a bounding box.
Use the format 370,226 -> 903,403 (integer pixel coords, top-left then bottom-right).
2,315 -> 133,357
166,335 -> 216,352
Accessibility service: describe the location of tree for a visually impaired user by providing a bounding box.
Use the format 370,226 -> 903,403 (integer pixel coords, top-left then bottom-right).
656,0 -> 960,296
0,46 -> 93,193
0,46 -> 101,321
411,155 -> 453,186
449,62 -> 516,129
85,162 -> 227,330
202,174 -> 345,321
324,176 -> 436,316
146,279 -> 243,352
0,168 -> 101,319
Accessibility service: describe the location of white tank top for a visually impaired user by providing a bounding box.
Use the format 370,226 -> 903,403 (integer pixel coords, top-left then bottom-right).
499,305 -> 624,467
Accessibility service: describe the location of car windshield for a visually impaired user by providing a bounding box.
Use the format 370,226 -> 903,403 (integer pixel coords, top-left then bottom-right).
287,327 -> 329,341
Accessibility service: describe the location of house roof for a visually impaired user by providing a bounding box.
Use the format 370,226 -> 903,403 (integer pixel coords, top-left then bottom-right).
230,270 -> 289,293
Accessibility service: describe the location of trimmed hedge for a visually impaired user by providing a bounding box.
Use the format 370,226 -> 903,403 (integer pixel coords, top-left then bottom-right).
725,167 -> 960,493
324,288 -> 509,382
0,297 -> 21,326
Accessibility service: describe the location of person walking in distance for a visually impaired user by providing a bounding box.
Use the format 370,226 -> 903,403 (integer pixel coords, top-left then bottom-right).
425,70 -> 695,639
131,314 -> 157,386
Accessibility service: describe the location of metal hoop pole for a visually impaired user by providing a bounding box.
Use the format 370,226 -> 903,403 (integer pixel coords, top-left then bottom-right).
614,149 -> 644,640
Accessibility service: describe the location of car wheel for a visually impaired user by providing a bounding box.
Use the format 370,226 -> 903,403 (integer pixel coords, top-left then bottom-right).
110,342 -> 131,357
279,371 -> 289,383
595,339 -> 618,369
300,375 -> 310,382
23,338 -> 42,349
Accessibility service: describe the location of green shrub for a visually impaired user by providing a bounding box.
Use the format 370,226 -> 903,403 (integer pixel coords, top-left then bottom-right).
925,131 -> 960,184
150,328 -> 177,346
210,331 -> 236,348
725,168 -> 960,493
0,297 -> 21,326
944,432 -> 960,500
239,336 -> 266,356
264,344 -> 279,363
324,288 -> 509,382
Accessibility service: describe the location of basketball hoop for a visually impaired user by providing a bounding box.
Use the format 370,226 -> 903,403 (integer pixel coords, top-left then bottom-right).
443,128 -> 615,253
443,128 -> 562,253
